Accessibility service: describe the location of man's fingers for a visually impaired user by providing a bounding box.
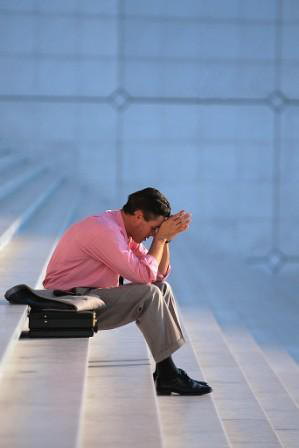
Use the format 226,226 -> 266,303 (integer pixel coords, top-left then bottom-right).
174,213 -> 191,226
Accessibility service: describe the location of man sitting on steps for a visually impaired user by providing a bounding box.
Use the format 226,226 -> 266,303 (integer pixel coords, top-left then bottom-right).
43,187 -> 212,396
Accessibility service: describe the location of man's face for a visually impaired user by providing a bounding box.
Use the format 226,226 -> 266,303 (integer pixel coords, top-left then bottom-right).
131,211 -> 165,243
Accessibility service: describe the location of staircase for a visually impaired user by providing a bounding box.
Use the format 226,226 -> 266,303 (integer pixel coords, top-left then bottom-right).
1,149 -> 299,447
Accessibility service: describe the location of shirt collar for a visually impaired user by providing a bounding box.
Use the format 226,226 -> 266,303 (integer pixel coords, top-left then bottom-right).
115,209 -> 129,242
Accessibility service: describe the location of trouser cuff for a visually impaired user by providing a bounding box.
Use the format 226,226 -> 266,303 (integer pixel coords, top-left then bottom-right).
153,336 -> 186,363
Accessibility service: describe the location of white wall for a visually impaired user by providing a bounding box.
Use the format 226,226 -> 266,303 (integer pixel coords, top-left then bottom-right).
0,0 -> 298,267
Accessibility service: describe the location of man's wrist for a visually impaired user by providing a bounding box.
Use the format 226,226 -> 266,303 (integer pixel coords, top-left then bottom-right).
155,236 -> 167,244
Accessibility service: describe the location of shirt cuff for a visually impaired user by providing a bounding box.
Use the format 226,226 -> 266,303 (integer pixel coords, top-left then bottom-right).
157,264 -> 171,282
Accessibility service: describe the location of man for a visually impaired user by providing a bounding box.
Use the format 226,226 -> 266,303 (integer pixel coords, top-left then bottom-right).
43,187 -> 212,396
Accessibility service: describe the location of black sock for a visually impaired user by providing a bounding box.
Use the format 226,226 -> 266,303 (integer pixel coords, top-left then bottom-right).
155,356 -> 178,380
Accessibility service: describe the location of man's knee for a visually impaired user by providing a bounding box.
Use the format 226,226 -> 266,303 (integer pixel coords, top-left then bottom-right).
141,283 -> 164,308
154,281 -> 173,296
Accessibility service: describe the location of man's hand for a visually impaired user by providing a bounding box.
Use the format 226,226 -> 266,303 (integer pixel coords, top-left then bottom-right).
148,210 -> 191,268
156,210 -> 191,242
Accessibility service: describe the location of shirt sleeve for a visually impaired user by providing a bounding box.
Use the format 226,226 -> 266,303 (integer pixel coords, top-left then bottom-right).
131,240 -> 171,282
157,264 -> 171,282
80,223 -> 159,284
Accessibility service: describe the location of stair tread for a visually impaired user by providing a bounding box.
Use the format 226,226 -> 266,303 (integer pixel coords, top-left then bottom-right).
81,323 -> 163,448
157,316 -> 231,448
0,336 -> 89,448
0,181 -> 78,376
0,154 -> 27,173
173,235 -> 299,447
0,160 -> 32,186
0,169 -> 60,237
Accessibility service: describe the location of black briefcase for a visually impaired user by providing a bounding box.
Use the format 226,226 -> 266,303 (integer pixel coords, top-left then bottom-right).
28,308 -> 98,338
4,283 -> 106,339
29,308 -> 98,329
28,328 -> 95,338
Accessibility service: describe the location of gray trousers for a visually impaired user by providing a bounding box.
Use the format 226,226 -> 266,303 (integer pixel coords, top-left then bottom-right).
85,281 -> 185,363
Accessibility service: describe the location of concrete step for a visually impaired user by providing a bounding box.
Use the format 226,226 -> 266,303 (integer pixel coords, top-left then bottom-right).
0,180 -> 78,378
0,147 -> 11,157
69,187 -> 111,224
212,316 -> 299,448
173,235 -> 299,447
74,200 -> 228,448
0,153 -> 27,174
248,331 -> 299,409
0,158 -> 32,186
183,307 -> 284,448
81,323 -> 163,448
0,181 -> 84,448
171,272 -> 280,447
0,337 -> 89,448
0,170 -> 64,251
171,242 -> 281,447
156,315 -> 231,448
0,162 -> 49,201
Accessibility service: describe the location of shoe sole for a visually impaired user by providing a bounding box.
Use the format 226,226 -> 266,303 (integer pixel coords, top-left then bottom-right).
153,373 -> 208,387
157,387 -> 213,396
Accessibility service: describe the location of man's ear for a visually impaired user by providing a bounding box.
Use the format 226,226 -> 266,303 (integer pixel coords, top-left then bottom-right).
134,210 -> 144,222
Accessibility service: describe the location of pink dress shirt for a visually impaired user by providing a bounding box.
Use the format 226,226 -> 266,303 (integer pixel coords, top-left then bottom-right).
43,210 -> 170,290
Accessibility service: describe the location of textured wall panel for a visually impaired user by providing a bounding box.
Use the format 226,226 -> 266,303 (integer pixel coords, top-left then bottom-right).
36,59 -> 78,95
77,142 -> 117,196
74,104 -> 117,141
124,60 -> 275,98
124,19 -> 275,60
37,16 -> 77,55
36,0 -> 78,14
281,63 -> 299,97
0,0 -> 299,264
283,0 -> 299,20
234,219 -> 272,256
124,105 -> 273,142
38,0 -> 77,13
122,143 -> 199,185
0,15 -> 35,53
39,103 -> 77,140
279,219 -> 299,255
35,58 -> 117,96
0,102 -> 40,140
0,1 -> 35,11
78,18 -> 118,57
281,110 -> 299,184
76,0 -> 118,15
124,105 -> 201,141
124,0 -> 277,21
76,59 -> 117,96
0,57 -> 35,94
282,24 -> 299,60
35,0 -> 118,14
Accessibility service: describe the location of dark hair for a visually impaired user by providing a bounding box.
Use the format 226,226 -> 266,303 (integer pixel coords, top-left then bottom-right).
122,187 -> 171,221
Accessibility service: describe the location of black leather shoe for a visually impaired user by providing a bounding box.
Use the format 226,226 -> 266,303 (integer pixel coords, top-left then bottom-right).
156,369 -> 212,396
153,368 -> 208,386
176,369 -> 209,386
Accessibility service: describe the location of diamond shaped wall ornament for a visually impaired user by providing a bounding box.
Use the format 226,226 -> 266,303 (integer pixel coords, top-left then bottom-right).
268,91 -> 287,111
266,249 -> 286,273
247,248 -> 299,274
109,88 -> 130,110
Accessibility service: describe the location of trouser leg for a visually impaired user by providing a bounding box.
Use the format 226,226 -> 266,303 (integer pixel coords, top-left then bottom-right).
153,281 -> 184,335
87,282 -> 185,363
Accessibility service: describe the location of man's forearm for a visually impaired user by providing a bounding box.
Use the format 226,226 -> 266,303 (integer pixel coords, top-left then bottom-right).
148,237 -> 167,265
158,241 -> 170,276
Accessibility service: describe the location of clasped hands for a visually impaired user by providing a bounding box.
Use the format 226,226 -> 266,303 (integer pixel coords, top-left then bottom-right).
155,210 -> 192,242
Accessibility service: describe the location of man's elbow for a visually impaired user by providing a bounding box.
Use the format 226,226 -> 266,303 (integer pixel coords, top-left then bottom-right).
133,268 -> 157,284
